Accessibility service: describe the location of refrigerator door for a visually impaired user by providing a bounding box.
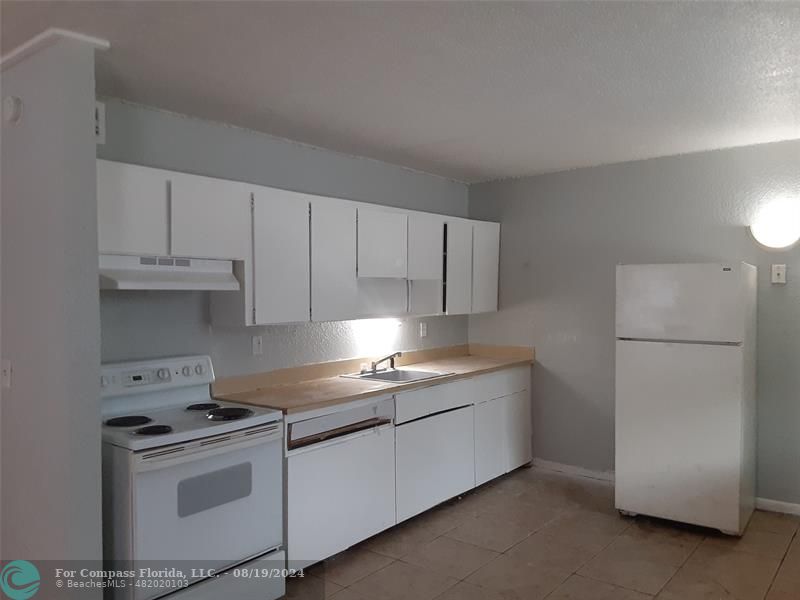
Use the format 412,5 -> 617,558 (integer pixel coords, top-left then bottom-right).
616,263 -> 747,343
615,339 -> 746,533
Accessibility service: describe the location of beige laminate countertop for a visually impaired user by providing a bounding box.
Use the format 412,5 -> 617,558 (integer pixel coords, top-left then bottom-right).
216,355 -> 532,415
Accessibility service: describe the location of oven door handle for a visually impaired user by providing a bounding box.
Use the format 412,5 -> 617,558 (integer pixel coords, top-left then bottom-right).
134,425 -> 282,472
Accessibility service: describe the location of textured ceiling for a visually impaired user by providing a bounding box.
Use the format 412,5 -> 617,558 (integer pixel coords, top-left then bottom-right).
2,1 -> 799,183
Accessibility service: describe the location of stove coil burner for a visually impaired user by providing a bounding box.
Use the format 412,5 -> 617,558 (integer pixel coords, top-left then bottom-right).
186,403 -> 221,411
134,425 -> 173,435
206,407 -> 254,422
105,416 -> 153,428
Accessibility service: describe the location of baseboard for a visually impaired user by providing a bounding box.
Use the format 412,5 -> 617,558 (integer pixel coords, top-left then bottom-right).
532,458 -> 615,483
531,461 -> 800,516
756,497 -> 800,516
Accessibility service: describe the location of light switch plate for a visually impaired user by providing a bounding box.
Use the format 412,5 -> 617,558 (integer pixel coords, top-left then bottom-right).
419,322 -> 427,338
771,264 -> 787,284
251,335 -> 263,356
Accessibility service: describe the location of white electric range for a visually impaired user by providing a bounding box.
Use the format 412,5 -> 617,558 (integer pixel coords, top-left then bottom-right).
101,355 -> 286,600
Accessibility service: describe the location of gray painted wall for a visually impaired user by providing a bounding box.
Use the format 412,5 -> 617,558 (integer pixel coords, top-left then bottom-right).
469,139 -> 800,504
2,37 -> 102,577
97,100 -> 468,377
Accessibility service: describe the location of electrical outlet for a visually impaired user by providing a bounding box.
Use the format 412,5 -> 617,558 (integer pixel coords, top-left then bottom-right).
419,322 -> 427,338
251,335 -> 263,356
771,264 -> 787,284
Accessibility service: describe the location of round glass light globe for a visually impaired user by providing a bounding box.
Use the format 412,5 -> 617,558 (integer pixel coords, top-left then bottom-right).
750,197 -> 800,249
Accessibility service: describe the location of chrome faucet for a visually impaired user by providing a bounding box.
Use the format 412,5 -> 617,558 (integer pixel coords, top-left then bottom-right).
370,351 -> 402,373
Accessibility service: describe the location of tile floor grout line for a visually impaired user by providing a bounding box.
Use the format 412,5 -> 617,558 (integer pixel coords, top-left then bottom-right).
762,527 -> 798,599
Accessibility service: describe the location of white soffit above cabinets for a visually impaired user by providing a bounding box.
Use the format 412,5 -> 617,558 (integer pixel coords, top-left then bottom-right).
2,1 -> 798,182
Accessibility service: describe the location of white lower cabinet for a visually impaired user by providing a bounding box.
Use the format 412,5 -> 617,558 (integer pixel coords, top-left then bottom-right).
474,398 -> 506,486
505,390 -> 533,471
475,390 -> 533,485
395,406 -> 475,522
286,425 -> 395,569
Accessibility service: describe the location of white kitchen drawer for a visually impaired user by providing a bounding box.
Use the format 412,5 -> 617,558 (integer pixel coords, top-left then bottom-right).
394,378 -> 476,424
474,367 -> 529,401
166,550 -> 285,600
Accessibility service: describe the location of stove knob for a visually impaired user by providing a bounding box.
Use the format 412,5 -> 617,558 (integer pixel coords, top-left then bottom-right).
195,364 -> 206,375
157,368 -> 169,381
182,366 -> 192,377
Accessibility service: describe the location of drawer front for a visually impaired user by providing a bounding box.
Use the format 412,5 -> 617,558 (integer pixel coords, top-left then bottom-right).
395,378 -> 476,424
474,367 -> 529,401
164,550 -> 285,600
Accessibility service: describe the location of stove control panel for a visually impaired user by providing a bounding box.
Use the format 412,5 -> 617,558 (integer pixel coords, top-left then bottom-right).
100,355 -> 215,398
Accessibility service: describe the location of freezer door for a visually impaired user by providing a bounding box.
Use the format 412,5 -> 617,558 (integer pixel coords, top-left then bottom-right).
615,340 -> 746,533
616,263 -> 748,343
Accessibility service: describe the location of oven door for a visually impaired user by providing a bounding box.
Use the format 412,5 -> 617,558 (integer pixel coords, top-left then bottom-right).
131,423 -> 282,568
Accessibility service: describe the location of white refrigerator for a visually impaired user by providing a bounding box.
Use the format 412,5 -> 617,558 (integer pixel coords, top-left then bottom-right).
615,262 -> 757,535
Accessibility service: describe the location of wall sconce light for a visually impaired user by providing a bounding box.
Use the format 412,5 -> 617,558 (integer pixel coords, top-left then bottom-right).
749,197 -> 800,249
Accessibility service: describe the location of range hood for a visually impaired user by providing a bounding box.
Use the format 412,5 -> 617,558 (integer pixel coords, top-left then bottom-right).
99,254 -> 240,291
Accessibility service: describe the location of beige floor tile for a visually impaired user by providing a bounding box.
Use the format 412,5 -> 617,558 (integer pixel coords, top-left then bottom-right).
362,517 -> 441,559
577,531 -> 698,595
347,561 -> 458,600
702,527 -> 794,559
313,548 -> 394,587
402,535 -> 499,580
548,574 -> 653,599
625,518 -> 706,548
771,558 -> 800,597
538,508 -> 631,553
329,589 -> 367,600
657,543 -> 781,600
286,574 -> 343,599
445,503 -> 560,552
412,500 -> 477,537
432,581 -> 504,600
465,553 -> 570,600
748,510 -> 800,536
505,531 -> 599,572
765,590 -> 800,600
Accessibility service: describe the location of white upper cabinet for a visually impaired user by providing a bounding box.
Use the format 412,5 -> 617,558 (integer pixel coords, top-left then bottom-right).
408,213 -> 444,280
311,200 -> 359,322
252,188 -> 311,324
170,172 -> 250,260
357,208 -> 407,278
444,219 -> 473,315
471,221 -> 500,313
97,160 -> 170,256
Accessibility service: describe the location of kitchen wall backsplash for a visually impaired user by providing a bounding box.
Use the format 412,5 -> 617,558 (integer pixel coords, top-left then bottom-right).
100,291 -> 467,377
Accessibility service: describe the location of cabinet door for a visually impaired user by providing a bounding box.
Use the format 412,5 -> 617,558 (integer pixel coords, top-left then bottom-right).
472,221 -> 500,313
474,398 -> 506,486
357,208 -> 407,278
408,214 -> 444,280
96,160 -> 169,256
504,390 -> 532,472
170,172 -> 250,260
253,188 -> 310,324
445,220 -> 473,314
396,407 -> 475,522
311,201 -> 358,321
287,427 -> 396,569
